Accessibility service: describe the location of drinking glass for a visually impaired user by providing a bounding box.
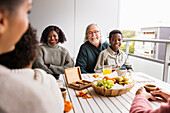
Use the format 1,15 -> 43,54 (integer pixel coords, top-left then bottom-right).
56,80 -> 64,87
102,65 -> 112,75
60,87 -> 66,101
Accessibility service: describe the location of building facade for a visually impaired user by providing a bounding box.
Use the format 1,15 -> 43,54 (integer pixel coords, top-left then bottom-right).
134,26 -> 170,60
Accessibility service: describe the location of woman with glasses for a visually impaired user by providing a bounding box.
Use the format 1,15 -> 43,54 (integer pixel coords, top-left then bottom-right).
94,30 -> 133,73
33,25 -> 74,79
75,23 -> 109,73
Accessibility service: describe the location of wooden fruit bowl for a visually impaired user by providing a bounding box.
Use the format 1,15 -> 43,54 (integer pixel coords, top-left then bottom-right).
92,81 -> 134,97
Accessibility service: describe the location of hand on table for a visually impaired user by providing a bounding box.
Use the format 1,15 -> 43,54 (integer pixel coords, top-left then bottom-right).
136,87 -> 156,100
151,90 -> 170,102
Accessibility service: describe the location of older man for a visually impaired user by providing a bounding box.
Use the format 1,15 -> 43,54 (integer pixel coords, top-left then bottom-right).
75,23 -> 109,73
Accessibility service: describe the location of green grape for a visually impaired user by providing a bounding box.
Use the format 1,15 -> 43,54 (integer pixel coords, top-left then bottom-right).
107,85 -> 111,89
103,79 -> 106,84
97,82 -> 102,87
106,85 -> 108,89
110,83 -> 114,86
104,84 -> 107,87
96,79 -> 114,89
106,80 -> 110,84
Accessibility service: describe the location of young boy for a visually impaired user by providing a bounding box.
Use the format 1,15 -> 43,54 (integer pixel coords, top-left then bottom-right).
94,30 -> 133,73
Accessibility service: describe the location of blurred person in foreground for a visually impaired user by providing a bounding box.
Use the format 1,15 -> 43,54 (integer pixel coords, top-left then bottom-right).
130,86 -> 170,113
0,0 -> 61,113
75,23 -> 109,73
94,30 -> 133,73
33,25 -> 74,79
0,24 -> 64,112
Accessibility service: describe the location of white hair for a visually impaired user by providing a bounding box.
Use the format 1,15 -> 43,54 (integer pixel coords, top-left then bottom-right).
83,23 -> 105,43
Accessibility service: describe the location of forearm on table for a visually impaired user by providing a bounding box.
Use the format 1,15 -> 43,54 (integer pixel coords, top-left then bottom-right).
130,95 -> 153,113
49,64 -> 68,74
131,95 -> 170,113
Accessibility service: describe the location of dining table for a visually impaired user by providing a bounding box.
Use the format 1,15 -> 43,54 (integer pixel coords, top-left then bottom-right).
59,72 -> 170,113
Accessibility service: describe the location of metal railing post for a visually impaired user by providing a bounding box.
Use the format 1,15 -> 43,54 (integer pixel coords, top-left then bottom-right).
153,42 -> 157,58
163,43 -> 170,82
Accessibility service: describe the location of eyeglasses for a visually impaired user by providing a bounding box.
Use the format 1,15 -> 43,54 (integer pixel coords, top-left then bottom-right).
87,30 -> 100,35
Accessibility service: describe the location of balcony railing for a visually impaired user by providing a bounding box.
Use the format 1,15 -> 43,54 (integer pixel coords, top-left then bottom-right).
123,38 -> 170,82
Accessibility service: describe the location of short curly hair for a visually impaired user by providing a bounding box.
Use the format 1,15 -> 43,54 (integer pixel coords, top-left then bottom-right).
40,25 -> 66,44
0,24 -> 38,69
109,30 -> 123,41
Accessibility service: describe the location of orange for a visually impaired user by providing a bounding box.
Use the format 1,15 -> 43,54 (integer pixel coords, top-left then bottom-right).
64,101 -> 73,112
103,76 -> 110,80
77,90 -> 93,99
103,76 -> 117,83
92,74 -> 101,78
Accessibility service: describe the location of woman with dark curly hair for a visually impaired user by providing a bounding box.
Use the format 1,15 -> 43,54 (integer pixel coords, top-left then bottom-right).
0,0 -> 61,113
33,25 -> 74,79
0,24 -> 38,69
0,24 -> 64,112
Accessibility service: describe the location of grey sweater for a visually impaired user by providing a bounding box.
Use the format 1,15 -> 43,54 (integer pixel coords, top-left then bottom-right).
33,44 -> 74,74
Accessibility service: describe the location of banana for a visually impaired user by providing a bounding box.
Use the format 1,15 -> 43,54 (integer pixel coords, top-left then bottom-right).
113,76 -> 123,82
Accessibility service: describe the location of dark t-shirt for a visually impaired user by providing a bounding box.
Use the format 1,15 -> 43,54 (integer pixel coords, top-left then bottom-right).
75,41 -> 109,73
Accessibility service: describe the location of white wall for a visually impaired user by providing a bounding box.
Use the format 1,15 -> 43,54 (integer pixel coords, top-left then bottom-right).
29,0 -> 75,57
75,0 -> 120,57
129,56 -> 170,84
29,0 -> 120,59
129,56 -> 164,80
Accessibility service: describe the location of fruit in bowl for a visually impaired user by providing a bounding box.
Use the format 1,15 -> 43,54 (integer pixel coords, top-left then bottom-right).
103,76 -> 116,83
92,75 -> 134,96
96,79 -> 114,89
113,76 -> 133,86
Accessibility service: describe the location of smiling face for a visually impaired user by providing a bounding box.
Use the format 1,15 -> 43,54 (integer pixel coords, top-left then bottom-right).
0,0 -> 32,54
47,30 -> 59,45
110,33 -> 122,52
87,25 -> 101,46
